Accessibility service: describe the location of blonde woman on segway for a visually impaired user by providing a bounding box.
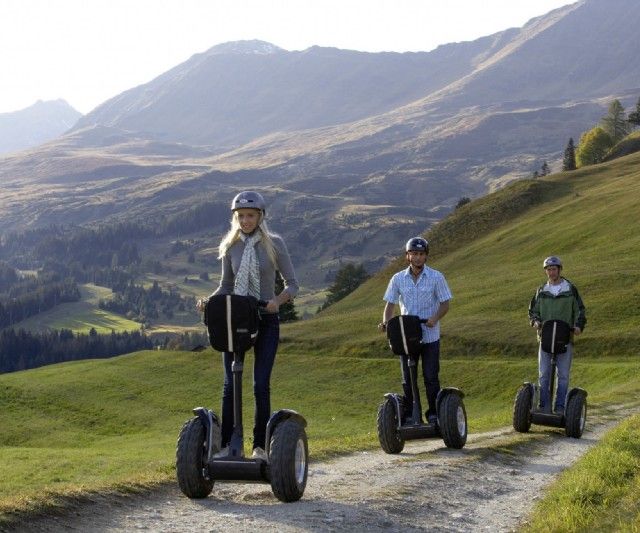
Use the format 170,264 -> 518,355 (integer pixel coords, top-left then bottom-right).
528,256 -> 587,414
196,191 -> 298,461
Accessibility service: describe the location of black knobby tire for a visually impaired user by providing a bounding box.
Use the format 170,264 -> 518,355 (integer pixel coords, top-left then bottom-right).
439,393 -> 467,449
376,397 -> 405,454
269,418 -> 309,502
176,417 -> 217,498
565,391 -> 587,438
513,385 -> 532,433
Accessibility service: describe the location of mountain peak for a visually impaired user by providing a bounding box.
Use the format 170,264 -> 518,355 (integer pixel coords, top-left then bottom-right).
206,40 -> 285,56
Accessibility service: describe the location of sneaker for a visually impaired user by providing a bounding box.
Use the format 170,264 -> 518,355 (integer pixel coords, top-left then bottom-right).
213,446 -> 229,458
251,447 -> 268,461
427,414 -> 438,426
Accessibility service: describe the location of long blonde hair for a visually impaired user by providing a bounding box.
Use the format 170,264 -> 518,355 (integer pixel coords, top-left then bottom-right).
218,210 -> 278,266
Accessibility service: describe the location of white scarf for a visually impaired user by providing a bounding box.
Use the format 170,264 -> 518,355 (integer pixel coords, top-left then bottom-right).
234,232 -> 261,299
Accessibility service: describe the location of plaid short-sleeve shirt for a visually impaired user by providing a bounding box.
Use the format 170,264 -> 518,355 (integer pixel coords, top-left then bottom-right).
383,266 -> 452,343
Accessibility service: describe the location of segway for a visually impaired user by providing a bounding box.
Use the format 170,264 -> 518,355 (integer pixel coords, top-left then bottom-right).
176,294 -> 308,502
513,319 -> 587,438
377,315 -> 467,453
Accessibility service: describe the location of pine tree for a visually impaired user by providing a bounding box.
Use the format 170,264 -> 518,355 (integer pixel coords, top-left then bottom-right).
628,97 -> 640,128
275,271 -> 298,322
562,138 -> 577,171
540,161 -> 550,176
600,99 -> 630,143
320,263 -> 369,310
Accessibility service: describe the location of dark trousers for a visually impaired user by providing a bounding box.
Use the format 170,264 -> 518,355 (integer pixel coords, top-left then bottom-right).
400,340 -> 441,419
221,313 -> 280,449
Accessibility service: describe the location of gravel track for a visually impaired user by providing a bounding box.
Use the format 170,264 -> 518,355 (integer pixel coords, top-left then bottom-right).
10,408 -> 632,533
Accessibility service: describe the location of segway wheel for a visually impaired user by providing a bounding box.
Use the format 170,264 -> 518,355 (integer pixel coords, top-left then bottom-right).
439,393 -> 467,449
269,418 -> 308,502
376,397 -> 405,454
176,417 -> 217,498
565,391 -> 587,438
513,385 -> 532,433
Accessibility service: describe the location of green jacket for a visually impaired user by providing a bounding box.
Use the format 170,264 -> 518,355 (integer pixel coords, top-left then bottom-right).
528,277 -> 587,339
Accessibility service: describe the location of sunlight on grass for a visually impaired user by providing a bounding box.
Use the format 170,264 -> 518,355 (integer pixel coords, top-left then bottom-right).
12,284 -> 141,334
523,415 -> 640,532
1,349 -> 640,521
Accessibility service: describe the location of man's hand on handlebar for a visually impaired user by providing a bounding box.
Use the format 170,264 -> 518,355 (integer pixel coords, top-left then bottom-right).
196,297 -> 208,313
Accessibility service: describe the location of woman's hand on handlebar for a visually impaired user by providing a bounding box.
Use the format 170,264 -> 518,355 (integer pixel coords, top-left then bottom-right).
265,298 -> 279,313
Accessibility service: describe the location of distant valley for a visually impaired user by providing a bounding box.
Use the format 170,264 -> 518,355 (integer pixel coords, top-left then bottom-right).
1,0 -> 639,305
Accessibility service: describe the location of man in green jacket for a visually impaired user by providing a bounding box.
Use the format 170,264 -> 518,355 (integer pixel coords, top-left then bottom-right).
528,256 -> 587,413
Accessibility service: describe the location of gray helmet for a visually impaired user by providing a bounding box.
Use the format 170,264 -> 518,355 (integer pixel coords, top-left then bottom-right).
543,256 -> 563,269
231,191 -> 266,213
405,237 -> 429,253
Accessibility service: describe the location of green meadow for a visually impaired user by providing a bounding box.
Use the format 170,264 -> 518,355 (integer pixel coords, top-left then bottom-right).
1,349 -> 639,522
13,284 -> 141,334
1,151 -> 640,526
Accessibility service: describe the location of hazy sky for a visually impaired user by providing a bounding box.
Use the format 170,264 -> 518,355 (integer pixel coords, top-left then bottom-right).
1,0 -> 574,115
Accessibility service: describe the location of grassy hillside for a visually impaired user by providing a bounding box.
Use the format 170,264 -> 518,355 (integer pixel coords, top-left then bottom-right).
13,284 -> 141,334
1,151 -> 640,522
282,151 -> 640,359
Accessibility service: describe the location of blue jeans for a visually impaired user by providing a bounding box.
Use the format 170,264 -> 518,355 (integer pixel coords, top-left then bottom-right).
538,342 -> 573,412
221,313 -> 279,449
400,340 -> 441,419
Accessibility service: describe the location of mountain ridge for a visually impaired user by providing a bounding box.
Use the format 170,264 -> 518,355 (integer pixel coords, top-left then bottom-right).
1,0 -> 639,290
0,99 -> 82,156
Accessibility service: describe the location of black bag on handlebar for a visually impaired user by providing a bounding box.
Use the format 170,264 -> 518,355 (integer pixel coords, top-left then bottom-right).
204,294 -> 260,353
386,315 -> 423,357
540,319 -> 571,355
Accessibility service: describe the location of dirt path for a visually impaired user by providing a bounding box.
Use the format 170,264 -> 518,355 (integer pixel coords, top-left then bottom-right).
10,410 -> 630,533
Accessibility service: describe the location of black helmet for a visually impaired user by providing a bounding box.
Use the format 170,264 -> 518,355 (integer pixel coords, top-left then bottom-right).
543,256 -> 562,269
405,237 -> 429,253
231,191 -> 266,213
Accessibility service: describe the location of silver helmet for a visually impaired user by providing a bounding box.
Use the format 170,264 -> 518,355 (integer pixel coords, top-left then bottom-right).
543,256 -> 563,269
231,191 -> 266,213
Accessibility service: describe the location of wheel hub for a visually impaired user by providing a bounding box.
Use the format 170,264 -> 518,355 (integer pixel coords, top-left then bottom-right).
294,438 -> 306,486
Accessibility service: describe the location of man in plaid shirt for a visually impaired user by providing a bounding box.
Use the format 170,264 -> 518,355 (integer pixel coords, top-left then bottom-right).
379,237 -> 452,424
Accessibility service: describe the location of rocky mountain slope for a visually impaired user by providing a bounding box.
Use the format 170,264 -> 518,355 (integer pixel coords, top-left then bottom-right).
1,0 -> 639,288
0,99 -> 81,156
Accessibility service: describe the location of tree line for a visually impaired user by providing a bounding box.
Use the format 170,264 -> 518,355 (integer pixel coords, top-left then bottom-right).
99,280 -> 196,325
0,327 -> 153,374
561,96 -> 640,170
0,266 -> 80,328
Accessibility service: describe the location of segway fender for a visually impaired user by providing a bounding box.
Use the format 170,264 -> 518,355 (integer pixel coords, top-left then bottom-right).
383,393 -> 404,428
265,409 -> 307,457
192,407 -> 220,463
435,387 -> 464,416
567,387 -> 587,402
521,382 -> 536,410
